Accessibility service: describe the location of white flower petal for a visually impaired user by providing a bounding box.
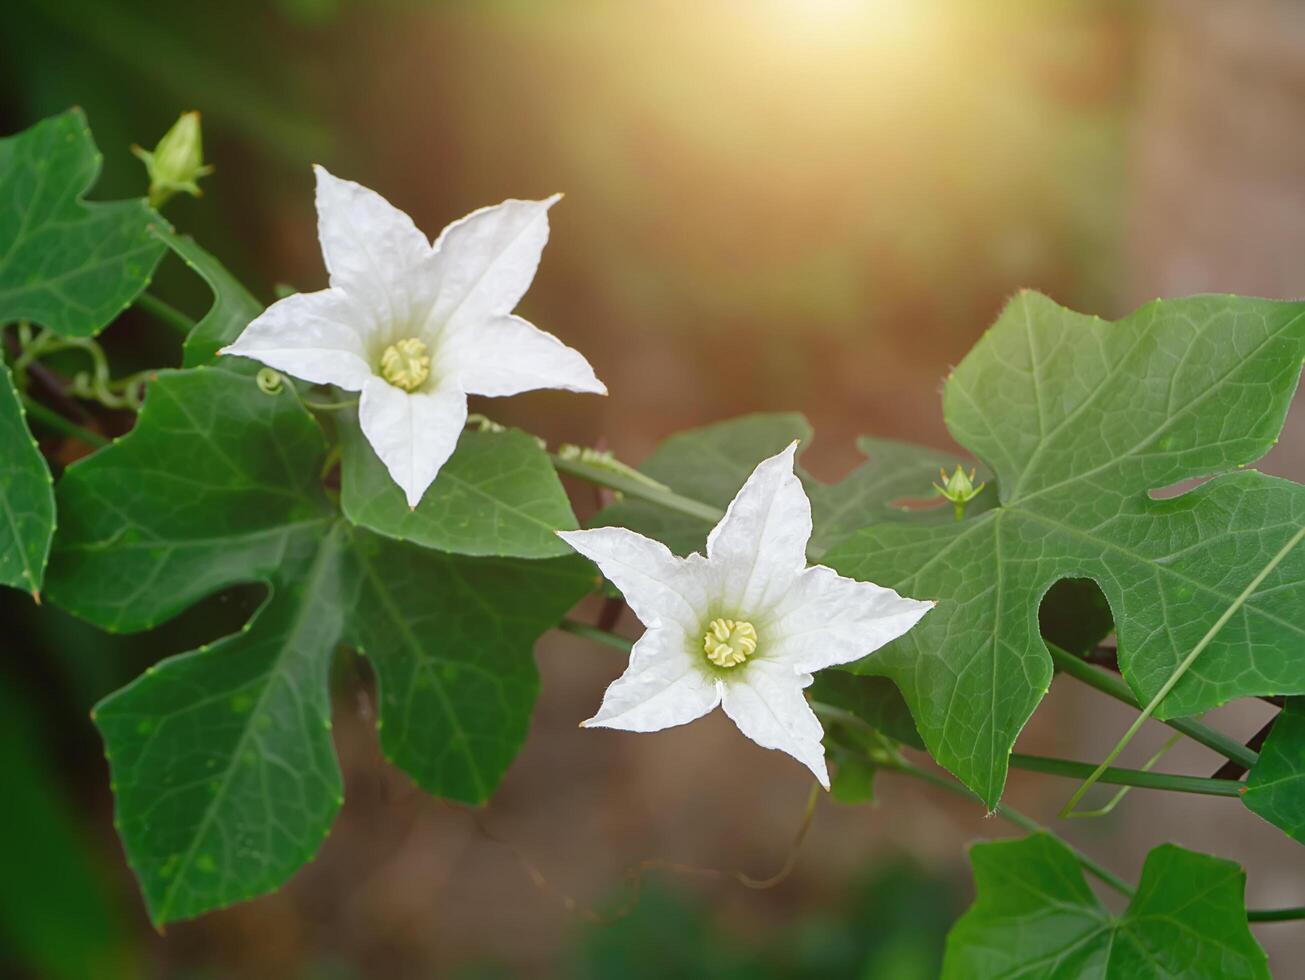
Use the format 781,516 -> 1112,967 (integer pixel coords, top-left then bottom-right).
721,660 -> 829,788
220,288 -> 373,390
769,566 -> 935,673
556,527 -> 712,632
442,313 -> 606,397
425,195 -> 560,335
583,627 -> 721,732
358,377 -> 467,508
314,165 -> 434,326
706,442 -> 811,614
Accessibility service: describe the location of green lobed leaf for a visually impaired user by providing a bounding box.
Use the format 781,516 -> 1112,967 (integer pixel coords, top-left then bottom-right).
0,109 -> 167,338
1243,699 -> 1305,844
46,368 -> 334,632
92,525 -> 349,925
340,420 -> 579,558
943,834 -> 1268,979
46,367 -> 590,923
826,293 -> 1305,806
597,412 -> 985,558
348,539 -> 591,801
0,362 -> 54,597
149,227 -> 264,369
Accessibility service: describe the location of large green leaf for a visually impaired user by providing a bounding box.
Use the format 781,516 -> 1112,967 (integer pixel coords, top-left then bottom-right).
0,362 -> 54,597
597,412 -> 985,558
943,834 -> 1267,979
1243,699 -> 1305,844
46,368 -> 591,924
349,538 -> 589,799
340,421 -> 578,558
0,109 -> 166,338
92,525 -> 348,925
827,293 -> 1305,805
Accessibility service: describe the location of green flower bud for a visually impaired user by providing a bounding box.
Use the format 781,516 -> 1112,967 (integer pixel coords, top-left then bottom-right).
132,111 -> 214,209
933,465 -> 985,521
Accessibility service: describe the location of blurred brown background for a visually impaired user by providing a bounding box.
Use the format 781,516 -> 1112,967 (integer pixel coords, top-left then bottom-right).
3,0 -> 1305,976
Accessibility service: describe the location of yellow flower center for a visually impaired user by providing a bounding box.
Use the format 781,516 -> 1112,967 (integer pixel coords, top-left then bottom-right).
703,618 -> 758,668
379,337 -> 431,391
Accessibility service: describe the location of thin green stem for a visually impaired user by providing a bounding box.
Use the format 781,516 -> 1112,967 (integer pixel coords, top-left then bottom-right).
1067,732 -> 1183,819
135,292 -> 195,334
302,398 -> 360,412
20,395 -> 109,448
1010,753 -> 1241,798
1247,906 -> 1305,923
559,618 -> 632,652
880,759 -> 1135,898
557,617 -> 1137,898
1060,526 -> 1305,817
562,620 -> 1250,803
551,453 -> 723,524
1047,644 -> 1257,770
559,617 -> 1305,919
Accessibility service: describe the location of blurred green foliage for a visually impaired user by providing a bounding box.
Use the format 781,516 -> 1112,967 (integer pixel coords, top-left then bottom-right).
566,862 -> 959,980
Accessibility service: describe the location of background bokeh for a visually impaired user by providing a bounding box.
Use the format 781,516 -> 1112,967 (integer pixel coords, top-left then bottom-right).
3,0 -> 1304,976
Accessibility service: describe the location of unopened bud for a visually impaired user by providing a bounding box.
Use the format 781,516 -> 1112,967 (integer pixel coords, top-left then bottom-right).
133,111 -> 214,209
933,465 -> 985,521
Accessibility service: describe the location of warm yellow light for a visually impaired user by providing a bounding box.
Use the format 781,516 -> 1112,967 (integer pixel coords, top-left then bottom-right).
755,0 -> 937,71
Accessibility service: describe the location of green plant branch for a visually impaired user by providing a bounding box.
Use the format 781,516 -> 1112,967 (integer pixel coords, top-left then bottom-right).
1047,643 -> 1258,771
877,757 -> 1136,898
135,292 -> 194,335
13,326 -> 148,410
1066,732 -> 1183,819
556,617 -> 1139,899
1060,524 -> 1305,817
20,394 -> 109,448
550,453 -> 723,524
1247,906 -> 1305,923
1009,752 -> 1241,798
558,617 -> 631,651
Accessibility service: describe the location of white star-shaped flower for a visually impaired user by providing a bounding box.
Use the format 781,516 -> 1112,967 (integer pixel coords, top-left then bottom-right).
222,167 -> 606,507
558,443 -> 934,787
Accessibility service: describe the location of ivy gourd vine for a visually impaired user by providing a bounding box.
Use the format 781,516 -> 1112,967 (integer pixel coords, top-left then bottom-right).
2,108 -> 1304,976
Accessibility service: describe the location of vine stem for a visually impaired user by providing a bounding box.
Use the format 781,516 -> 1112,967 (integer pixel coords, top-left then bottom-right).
555,623 -> 1237,798
876,756 -> 1134,898
135,292 -> 195,335
555,621 -> 1305,921
1059,524 -> 1305,818
20,394 -> 109,448
1008,753 -> 1241,798
1047,644 -> 1257,771
1248,907 -> 1305,923
550,453 -> 723,523
556,619 -> 1130,898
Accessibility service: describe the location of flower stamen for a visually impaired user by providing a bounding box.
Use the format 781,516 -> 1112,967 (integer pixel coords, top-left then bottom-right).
379,337 -> 431,391
703,618 -> 758,668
